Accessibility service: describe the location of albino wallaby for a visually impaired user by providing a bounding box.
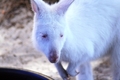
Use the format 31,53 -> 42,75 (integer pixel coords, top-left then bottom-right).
31,0 -> 120,80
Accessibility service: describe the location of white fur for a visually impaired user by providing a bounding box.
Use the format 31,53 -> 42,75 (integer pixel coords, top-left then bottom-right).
31,0 -> 120,80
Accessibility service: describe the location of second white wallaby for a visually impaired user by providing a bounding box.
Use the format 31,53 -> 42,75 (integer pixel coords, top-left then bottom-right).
31,0 -> 120,80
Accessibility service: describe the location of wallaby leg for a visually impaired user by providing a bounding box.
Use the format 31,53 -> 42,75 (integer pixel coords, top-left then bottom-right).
55,62 -> 70,80
111,44 -> 120,80
67,62 -> 79,77
76,62 -> 93,80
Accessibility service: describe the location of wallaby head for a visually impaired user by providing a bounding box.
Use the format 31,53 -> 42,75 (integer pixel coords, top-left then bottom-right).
31,0 -> 74,63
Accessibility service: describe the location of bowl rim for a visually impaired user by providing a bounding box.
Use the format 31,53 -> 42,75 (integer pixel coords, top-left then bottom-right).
0,67 -> 54,80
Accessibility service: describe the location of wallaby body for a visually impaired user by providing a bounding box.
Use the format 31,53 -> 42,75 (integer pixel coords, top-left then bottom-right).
31,0 -> 120,80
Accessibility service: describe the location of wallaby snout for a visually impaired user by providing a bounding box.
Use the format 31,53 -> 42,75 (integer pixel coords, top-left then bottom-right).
49,49 -> 59,63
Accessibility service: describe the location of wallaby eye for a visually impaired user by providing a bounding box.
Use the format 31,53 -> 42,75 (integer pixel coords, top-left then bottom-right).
60,34 -> 63,37
42,34 -> 48,38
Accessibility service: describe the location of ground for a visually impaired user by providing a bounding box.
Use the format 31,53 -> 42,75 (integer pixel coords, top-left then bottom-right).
0,4 -> 112,80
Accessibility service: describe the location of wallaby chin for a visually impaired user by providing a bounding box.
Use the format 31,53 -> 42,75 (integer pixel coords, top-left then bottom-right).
49,58 -> 60,63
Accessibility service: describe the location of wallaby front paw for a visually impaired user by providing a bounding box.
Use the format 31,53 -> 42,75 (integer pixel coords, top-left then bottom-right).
67,69 -> 79,77
60,69 -> 70,80
63,77 -> 71,80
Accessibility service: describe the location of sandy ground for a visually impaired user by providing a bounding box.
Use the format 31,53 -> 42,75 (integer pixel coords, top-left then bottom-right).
0,7 -> 112,80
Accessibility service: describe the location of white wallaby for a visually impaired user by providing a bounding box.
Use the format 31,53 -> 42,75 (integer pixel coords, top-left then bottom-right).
31,0 -> 120,80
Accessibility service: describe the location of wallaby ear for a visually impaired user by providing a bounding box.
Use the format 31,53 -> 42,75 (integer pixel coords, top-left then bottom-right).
55,0 -> 74,15
30,0 -> 47,13
30,0 -> 39,13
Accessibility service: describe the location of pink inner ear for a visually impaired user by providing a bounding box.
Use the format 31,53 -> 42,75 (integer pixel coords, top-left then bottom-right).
31,0 -> 39,13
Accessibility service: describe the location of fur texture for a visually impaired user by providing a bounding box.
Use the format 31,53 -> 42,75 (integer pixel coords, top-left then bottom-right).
31,0 -> 120,80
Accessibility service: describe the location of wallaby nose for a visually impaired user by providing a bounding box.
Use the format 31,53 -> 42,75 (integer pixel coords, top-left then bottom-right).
49,50 -> 58,63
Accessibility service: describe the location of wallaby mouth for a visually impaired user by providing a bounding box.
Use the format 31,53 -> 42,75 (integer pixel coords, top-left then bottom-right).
49,56 -> 58,63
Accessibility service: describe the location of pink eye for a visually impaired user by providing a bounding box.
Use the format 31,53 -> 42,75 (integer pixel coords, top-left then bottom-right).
60,34 -> 63,37
42,34 -> 47,38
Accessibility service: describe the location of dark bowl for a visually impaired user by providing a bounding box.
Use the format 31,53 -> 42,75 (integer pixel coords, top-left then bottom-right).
0,68 -> 53,80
